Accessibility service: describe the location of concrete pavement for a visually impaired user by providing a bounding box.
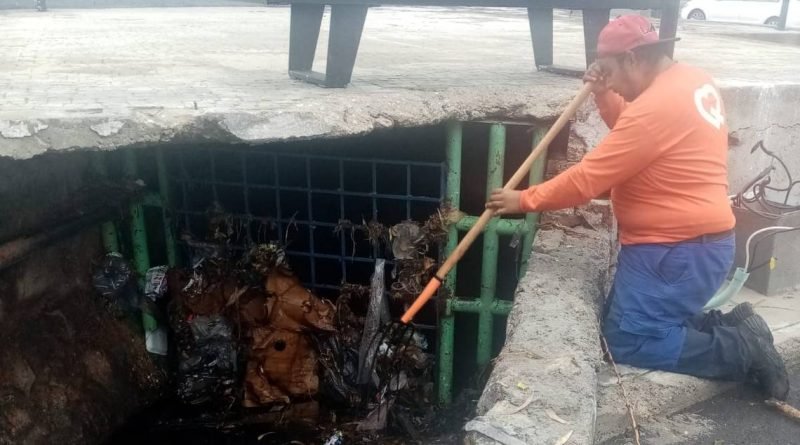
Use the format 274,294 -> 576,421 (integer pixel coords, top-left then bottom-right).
600,368 -> 800,445
1,7 -> 799,161
596,286 -> 800,443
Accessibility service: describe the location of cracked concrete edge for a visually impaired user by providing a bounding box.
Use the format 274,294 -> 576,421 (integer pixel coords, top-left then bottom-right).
0,82 -> 580,160
2,81 -> 796,162
595,333 -> 800,443
465,225 -> 615,445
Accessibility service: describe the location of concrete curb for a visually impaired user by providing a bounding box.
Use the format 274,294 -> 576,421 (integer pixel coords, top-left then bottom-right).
465,226 -> 614,445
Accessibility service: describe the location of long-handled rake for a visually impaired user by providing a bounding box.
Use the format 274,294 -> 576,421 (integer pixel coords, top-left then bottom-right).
401,82 -> 594,325
359,83 -> 594,403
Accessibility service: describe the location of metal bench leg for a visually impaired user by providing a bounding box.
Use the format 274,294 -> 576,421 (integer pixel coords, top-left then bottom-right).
289,4 -> 325,73
659,0 -> 681,57
582,9 -> 610,66
324,4 -> 369,88
528,7 -> 553,69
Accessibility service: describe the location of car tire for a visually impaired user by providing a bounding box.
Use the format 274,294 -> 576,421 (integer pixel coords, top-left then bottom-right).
765,16 -> 780,27
687,9 -> 706,21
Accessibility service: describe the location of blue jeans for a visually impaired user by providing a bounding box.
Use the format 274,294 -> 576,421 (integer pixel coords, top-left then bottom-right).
602,235 -> 750,380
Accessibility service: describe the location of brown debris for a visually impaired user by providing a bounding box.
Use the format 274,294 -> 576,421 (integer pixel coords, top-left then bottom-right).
422,205 -> 464,244
184,277 -> 236,316
391,257 -> 436,304
237,290 -> 269,329
265,269 -> 336,333
601,335 -> 641,445
247,243 -> 287,276
163,204 -> 449,438
241,267 -> 338,405
334,218 -> 388,249
167,240 -> 336,409
245,328 -> 319,406
766,399 -> 800,422
390,221 -> 423,260
363,220 -> 388,248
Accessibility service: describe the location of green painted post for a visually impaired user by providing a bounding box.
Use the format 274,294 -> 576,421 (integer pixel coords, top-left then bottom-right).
455,216 -> 531,235
438,121 -> 462,405
450,298 -> 512,315
101,218 -> 120,253
91,153 -> 121,253
476,124 -> 505,367
155,148 -> 178,267
124,150 -> 151,283
520,126 -> 548,276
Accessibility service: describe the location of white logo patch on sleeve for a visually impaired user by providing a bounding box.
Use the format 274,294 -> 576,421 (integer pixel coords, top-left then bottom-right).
694,84 -> 725,129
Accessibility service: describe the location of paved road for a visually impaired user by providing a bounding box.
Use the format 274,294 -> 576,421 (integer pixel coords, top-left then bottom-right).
603,369 -> 800,445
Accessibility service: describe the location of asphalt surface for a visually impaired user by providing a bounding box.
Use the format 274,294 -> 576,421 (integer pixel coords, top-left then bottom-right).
602,368 -> 800,445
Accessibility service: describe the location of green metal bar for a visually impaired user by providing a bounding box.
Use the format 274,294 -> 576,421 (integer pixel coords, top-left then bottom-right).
455,216 -> 531,235
156,148 -> 178,267
438,121 -> 462,405
101,219 -> 120,253
91,153 -> 120,253
476,123 -> 505,367
520,126 -> 548,276
449,298 -> 512,315
437,315 -> 455,404
124,150 -> 151,284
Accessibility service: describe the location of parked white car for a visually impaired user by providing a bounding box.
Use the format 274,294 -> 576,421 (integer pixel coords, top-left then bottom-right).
682,0 -> 800,27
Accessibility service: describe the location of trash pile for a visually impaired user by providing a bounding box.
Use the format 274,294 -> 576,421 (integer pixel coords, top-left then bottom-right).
92,253 -> 169,356
93,207 -> 465,443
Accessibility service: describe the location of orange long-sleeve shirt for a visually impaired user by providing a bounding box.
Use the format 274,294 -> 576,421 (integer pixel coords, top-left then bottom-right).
519,63 -> 735,245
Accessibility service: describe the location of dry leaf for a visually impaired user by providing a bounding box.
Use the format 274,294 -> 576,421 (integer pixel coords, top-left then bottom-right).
501,392 -> 535,415
553,430 -> 573,445
225,286 -> 249,307
545,408 -> 569,424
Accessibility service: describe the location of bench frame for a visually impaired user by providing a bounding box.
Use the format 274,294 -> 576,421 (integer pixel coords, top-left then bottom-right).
274,0 -> 682,87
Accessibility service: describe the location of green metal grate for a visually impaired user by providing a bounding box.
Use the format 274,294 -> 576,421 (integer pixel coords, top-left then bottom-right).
437,122 -> 547,404
95,122 -> 549,406
167,149 -> 446,294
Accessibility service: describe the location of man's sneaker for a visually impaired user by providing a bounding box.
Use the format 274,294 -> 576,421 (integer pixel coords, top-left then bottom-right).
716,302 -> 775,343
720,302 -> 755,326
739,314 -> 789,400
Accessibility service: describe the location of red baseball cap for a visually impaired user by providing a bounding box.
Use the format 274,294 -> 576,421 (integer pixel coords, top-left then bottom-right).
597,15 -> 680,58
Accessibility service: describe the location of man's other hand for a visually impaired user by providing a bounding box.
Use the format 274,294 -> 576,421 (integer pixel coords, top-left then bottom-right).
486,188 -> 522,215
584,62 -> 608,95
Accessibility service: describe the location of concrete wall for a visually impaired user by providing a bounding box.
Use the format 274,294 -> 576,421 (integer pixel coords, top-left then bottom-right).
0,154 -> 165,445
723,84 -> 800,205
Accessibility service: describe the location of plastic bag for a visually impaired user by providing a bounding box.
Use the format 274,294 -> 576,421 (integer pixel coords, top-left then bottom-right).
357,259 -> 390,385
92,253 -> 140,315
144,266 -> 168,301
176,315 -> 237,405
189,314 -> 234,341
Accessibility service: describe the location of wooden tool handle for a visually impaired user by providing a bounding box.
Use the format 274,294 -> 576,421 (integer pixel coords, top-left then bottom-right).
400,82 -> 594,324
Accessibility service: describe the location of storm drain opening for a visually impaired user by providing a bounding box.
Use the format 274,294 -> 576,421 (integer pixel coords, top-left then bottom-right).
95,121 -> 566,444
